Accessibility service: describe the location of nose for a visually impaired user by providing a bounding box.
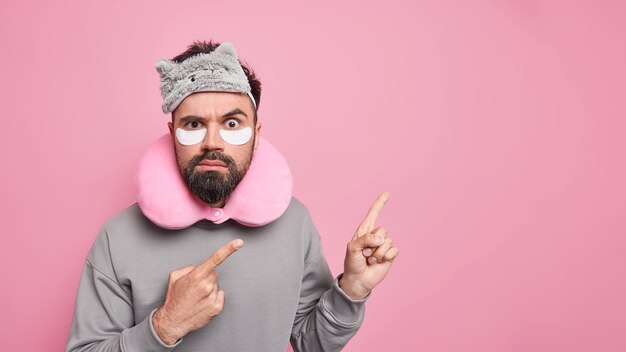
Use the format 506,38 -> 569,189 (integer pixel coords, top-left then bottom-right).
200,123 -> 224,152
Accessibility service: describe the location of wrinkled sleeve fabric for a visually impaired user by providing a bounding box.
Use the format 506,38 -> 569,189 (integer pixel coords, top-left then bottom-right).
65,226 -> 183,352
290,212 -> 371,352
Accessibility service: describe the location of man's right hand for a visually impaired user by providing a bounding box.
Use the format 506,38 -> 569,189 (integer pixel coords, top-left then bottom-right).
152,239 -> 244,345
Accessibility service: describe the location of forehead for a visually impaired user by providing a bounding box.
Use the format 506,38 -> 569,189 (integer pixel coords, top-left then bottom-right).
174,91 -> 253,122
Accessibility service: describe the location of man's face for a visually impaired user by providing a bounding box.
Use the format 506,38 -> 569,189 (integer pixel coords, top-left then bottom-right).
168,91 -> 261,207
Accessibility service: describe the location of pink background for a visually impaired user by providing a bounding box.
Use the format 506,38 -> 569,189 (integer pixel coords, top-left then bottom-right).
1,0 -> 625,351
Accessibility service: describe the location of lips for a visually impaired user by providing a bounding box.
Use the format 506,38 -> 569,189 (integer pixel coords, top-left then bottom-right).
198,160 -> 227,167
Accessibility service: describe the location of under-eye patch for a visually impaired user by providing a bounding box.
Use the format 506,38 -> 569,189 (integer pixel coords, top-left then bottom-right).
176,128 -> 207,145
220,127 -> 252,145
175,127 -> 253,146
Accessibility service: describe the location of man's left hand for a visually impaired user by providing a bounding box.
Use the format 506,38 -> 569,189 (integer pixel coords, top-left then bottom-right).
339,192 -> 399,300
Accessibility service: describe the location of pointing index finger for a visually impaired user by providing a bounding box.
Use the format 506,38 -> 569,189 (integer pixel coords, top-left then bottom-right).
194,239 -> 244,275
359,192 -> 390,235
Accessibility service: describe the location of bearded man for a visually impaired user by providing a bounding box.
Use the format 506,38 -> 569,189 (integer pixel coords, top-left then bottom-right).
66,41 -> 399,352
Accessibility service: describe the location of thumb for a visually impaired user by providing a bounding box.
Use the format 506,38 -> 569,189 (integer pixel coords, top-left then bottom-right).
167,265 -> 196,286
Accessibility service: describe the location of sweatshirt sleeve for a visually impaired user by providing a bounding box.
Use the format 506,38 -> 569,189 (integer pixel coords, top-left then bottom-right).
65,226 -> 183,352
290,212 -> 371,352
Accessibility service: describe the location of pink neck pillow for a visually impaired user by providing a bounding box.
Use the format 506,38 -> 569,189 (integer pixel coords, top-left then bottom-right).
134,134 -> 293,229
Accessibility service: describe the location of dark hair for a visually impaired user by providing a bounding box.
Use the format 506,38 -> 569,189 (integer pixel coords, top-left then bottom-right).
170,40 -> 261,124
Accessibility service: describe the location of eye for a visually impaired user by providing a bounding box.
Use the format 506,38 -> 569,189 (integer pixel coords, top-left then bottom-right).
225,118 -> 240,129
185,121 -> 203,129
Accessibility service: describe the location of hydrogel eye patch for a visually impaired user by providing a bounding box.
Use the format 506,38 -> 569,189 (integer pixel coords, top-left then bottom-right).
175,127 -> 253,146
176,128 -> 207,145
220,127 -> 252,145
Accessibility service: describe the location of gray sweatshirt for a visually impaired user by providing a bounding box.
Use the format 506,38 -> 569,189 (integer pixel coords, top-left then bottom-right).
66,197 -> 368,351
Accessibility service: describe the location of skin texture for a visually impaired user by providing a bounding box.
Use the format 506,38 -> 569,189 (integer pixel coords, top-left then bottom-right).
168,91 -> 261,208
152,239 -> 244,345
152,92 -> 399,345
338,192 -> 400,300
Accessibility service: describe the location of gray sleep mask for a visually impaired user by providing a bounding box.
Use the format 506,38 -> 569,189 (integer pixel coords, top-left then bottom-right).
155,42 -> 256,114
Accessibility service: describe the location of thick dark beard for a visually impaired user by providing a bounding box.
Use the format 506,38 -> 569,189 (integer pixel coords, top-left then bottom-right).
180,144 -> 254,205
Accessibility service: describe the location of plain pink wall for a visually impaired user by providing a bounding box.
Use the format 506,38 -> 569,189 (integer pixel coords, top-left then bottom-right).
1,0 -> 625,351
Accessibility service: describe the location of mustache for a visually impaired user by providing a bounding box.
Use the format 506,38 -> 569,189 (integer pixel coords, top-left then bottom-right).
189,151 -> 235,168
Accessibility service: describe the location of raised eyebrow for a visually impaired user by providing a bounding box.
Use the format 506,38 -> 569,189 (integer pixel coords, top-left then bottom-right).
222,108 -> 248,120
